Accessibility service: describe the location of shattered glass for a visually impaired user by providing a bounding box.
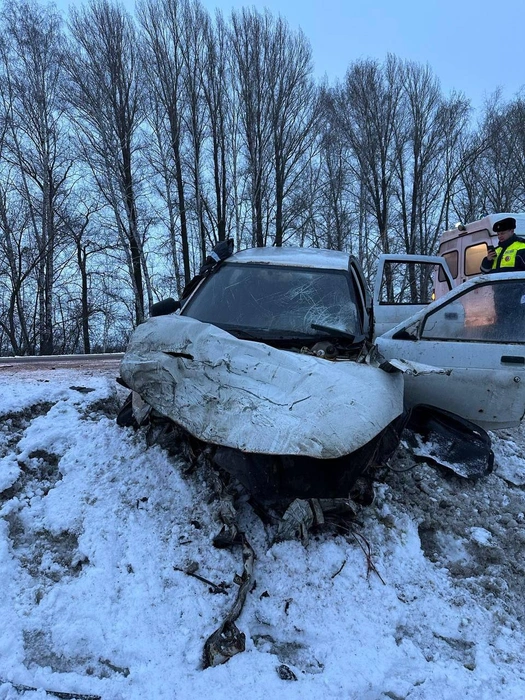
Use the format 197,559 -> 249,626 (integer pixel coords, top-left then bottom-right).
182,263 -> 359,339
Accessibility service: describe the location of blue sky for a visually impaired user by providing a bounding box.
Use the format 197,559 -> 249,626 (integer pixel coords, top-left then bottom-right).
199,0 -> 525,112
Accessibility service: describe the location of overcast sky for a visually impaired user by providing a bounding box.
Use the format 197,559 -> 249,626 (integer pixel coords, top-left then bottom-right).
197,0 -> 525,111
58,0 -> 525,112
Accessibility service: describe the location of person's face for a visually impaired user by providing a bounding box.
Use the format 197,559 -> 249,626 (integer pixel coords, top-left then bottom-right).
497,228 -> 514,243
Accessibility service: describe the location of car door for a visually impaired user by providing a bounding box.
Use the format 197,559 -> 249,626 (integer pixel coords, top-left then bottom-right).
372,254 -> 454,339
375,271 -> 525,430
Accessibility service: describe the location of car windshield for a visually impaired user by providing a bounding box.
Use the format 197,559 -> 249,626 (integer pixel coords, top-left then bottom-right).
181,262 -> 361,339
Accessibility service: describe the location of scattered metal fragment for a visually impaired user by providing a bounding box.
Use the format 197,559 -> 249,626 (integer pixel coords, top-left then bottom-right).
98,658 -> 130,677
203,619 -> 246,669
276,499 -> 315,543
276,664 -> 298,681
0,678 -> 101,700
174,563 -> 229,595
203,535 -> 255,668
276,497 -> 355,543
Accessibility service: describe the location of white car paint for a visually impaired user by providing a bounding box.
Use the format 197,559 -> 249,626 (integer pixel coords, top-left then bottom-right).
120,314 -> 404,459
217,246 -> 353,270
376,271 -> 525,430
121,247 -> 525,459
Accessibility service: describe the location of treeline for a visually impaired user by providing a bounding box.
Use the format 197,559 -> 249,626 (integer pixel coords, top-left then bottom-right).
0,0 -> 524,356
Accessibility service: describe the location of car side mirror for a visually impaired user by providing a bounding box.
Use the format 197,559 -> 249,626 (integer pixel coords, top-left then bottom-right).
150,298 -> 181,317
392,328 -> 417,341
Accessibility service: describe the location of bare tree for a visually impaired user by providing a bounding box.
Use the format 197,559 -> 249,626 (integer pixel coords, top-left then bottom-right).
508,95 -> 525,207
0,0 -> 72,354
392,63 -> 474,259
230,8 -> 274,247
436,95 -> 481,229
474,93 -> 525,212
138,0 -> 193,286
0,79 -> 34,354
65,0 -> 150,326
455,93 -> 520,217
329,55 -> 404,260
266,17 -> 319,246
56,194 -> 113,354
201,9 -> 233,247
313,101 -> 355,251
143,98 -> 185,294
178,0 -> 209,259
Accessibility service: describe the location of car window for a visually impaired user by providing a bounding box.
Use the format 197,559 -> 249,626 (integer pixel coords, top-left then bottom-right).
378,260 -> 439,304
182,263 -> 360,336
420,280 -> 525,343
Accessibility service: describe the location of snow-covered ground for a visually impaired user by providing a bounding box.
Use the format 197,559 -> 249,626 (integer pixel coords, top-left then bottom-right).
0,364 -> 524,700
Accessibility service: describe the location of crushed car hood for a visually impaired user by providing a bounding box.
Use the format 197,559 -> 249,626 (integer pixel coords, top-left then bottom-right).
120,315 -> 404,459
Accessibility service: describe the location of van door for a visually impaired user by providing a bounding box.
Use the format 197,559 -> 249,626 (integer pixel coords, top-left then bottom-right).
375,272 -> 525,430
372,255 -> 454,339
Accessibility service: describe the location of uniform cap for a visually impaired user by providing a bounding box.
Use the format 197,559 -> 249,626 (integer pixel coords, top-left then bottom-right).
493,217 -> 516,233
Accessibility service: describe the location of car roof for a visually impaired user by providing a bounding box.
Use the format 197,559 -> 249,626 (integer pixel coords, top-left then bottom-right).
225,246 -> 351,271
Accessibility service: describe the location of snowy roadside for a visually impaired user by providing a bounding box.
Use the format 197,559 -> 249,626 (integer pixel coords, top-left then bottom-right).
0,367 -> 524,700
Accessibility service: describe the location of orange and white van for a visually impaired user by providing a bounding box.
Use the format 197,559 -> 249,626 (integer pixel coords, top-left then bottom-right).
434,212 -> 525,299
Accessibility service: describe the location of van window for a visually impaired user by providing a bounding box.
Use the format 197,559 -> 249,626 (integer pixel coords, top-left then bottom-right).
465,243 -> 489,276
439,251 -> 458,280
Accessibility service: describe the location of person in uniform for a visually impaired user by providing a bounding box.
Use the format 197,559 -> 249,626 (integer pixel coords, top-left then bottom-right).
480,217 -> 525,340
480,217 -> 525,273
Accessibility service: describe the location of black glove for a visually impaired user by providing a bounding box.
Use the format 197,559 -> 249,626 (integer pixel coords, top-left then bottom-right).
209,238 -> 234,262
197,239 -> 234,278
150,298 -> 180,317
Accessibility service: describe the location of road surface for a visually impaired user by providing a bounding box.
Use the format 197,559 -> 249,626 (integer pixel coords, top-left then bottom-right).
0,354 -> 123,374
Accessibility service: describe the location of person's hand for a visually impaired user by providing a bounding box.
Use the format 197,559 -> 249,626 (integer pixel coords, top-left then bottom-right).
487,248 -> 497,262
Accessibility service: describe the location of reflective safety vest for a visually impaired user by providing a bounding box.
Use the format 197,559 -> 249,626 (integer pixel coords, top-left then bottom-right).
492,240 -> 525,270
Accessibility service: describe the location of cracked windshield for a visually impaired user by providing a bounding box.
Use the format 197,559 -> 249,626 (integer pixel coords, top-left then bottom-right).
182,264 -> 359,336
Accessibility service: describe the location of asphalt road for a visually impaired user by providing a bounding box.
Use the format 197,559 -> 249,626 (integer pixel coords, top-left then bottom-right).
0,354 -> 124,373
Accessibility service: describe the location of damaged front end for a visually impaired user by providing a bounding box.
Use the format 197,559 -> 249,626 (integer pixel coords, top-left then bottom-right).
118,314 -> 408,503
118,310 -> 494,505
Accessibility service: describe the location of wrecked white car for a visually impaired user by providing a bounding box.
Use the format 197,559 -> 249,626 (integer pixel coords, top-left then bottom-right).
120,248 -> 409,501
117,247 -> 512,504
